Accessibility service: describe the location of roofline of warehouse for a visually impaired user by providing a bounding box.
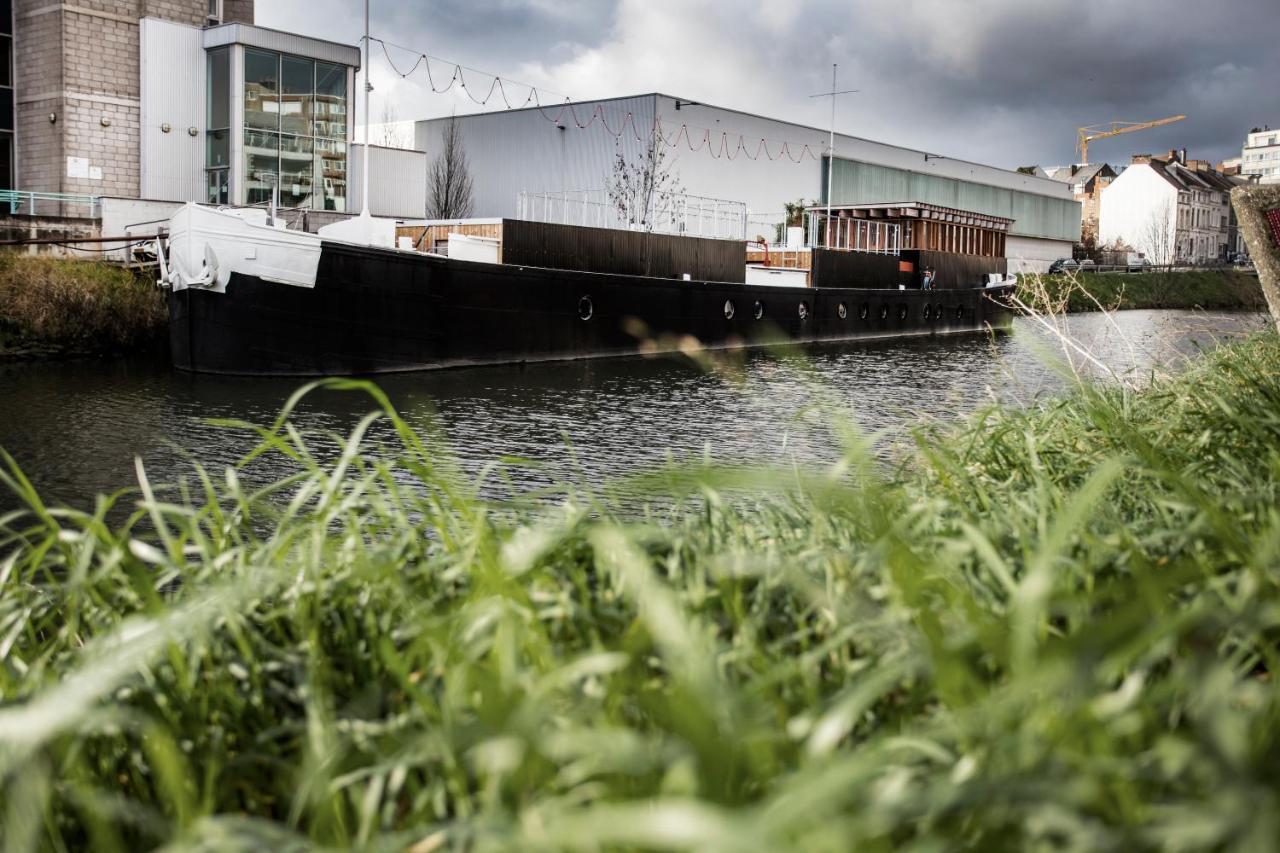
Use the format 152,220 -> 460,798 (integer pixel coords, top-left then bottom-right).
415,92 -> 1076,199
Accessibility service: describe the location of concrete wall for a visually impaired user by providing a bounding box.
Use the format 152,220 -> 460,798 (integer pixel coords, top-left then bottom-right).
1006,235 -> 1073,273
99,194 -> 185,259
350,143 -> 428,218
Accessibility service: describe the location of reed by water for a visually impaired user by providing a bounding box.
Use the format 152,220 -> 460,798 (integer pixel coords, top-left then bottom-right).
0,255 -> 166,357
1018,267 -> 1265,313
0,328 -> 1278,851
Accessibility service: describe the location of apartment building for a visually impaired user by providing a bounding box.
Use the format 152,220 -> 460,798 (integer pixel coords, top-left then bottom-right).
1099,150 -> 1246,264
1241,126 -> 1280,185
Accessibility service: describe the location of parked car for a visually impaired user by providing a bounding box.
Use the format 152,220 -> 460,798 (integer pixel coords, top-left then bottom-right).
1048,258 -> 1079,274
1125,252 -> 1151,272
1078,259 -> 1097,272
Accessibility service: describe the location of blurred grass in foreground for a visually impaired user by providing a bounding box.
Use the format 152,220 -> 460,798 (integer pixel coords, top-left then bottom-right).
1,333 -> 1279,852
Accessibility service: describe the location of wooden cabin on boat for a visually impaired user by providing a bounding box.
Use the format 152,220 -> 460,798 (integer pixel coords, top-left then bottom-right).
746,202 -> 1015,290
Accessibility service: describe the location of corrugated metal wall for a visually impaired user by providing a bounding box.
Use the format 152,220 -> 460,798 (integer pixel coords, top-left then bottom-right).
416,96 -> 656,222
501,220 -> 746,283
140,19 -> 206,202
415,94 -> 1079,250
349,144 -> 429,218
826,158 -> 1081,242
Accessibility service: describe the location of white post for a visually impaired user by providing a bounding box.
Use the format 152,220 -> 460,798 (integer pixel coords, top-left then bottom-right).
361,0 -> 371,218
827,63 -> 836,228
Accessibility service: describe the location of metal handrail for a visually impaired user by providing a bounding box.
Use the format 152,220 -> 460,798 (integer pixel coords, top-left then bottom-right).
0,190 -> 102,218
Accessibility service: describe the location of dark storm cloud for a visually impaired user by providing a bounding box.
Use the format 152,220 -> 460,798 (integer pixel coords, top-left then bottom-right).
261,0 -> 1279,168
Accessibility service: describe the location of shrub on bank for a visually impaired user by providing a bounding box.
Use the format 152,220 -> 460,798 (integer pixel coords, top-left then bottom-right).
0,254 -> 167,355
1,334 -> 1279,850
1019,268 -> 1266,313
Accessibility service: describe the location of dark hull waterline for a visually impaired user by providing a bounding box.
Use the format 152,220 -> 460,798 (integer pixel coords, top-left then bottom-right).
168,240 -> 1016,377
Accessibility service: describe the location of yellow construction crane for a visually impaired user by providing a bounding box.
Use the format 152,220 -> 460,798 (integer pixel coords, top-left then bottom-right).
1076,115 -> 1187,164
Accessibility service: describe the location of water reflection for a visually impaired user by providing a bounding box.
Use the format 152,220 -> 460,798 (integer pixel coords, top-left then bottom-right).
0,310 -> 1266,512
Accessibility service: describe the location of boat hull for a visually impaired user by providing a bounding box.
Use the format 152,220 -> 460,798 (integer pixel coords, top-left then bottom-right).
168,240 -> 1015,376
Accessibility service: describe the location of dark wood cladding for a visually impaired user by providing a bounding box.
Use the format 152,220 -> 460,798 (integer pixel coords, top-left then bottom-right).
500,220 -> 746,284
902,251 -> 1007,290
810,248 -> 909,289
811,248 -> 1008,290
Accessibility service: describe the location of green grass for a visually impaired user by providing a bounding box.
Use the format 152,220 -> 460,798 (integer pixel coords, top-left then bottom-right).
1018,269 -> 1266,313
0,254 -> 167,356
1,334 -> 1279,851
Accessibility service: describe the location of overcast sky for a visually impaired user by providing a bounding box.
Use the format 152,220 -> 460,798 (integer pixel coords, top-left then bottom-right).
260,0 -> 1279,170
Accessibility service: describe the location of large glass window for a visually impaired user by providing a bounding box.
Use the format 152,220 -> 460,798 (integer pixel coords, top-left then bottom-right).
244,48 -> 279,131
314,62 -> 347,139
279,134 -> 314,208
280,56 -> 313,137
241,50 -> 349,211
315,138 -> 347,211
244,128 -> 280,206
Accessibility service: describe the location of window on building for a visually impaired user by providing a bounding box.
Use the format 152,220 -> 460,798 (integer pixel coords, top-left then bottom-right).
241,51 -> 349,210
207,0 -> 222,26
0,0 -> 13,192
206,47 -> 231,204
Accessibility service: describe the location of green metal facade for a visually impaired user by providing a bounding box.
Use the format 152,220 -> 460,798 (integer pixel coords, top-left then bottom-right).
826,158 -> 1081,242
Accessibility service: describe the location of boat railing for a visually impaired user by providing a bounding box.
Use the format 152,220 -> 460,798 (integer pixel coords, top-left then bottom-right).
516,189 -> 749,240
804,210 -> 901,256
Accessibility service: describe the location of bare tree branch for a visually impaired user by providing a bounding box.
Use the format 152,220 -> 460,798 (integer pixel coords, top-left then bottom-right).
607,135 -> 684,232
427,118 -> 475,220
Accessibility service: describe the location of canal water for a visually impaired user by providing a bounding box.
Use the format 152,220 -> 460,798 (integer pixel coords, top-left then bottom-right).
0,310 -> 1267,513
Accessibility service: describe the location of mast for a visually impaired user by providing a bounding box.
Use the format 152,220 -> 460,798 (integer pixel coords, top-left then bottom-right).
361,0 -> 371,217
827,63 -> 835,231
809,66 -> 856,247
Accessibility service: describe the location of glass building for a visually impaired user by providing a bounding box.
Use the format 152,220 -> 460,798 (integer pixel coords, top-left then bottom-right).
200,26 -> 356,209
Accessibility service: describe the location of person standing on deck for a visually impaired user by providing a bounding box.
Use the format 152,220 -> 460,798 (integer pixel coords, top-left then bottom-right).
921,268 -> 936,290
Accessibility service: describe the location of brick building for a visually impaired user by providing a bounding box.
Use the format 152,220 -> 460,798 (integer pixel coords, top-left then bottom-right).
1046,162 -> 1117,244
10,1 -> 255,200
5,1 -> 420,219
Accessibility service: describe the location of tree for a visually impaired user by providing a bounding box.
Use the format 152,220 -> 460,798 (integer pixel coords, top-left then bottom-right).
375,104 -> 411,149
1141,199 -> 1176,265
427,117 -> 474,220
607,135 -> 684,232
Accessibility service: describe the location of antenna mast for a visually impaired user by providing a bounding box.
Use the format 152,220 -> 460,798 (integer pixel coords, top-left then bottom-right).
809,66 -> 858,245
361,0 -> 371,217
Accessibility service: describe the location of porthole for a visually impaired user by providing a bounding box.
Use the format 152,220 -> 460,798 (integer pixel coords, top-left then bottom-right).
897,304 -> 908,322
860,303 -> 870,320
754,300 -> 765,320
798,301 -> 810,320
837,302 -> 848,319
923,304 -> 933,321
578,296 -> 593,321
955,305 -> 965,320
879,304 -> 889,321
724,299 -> 735,320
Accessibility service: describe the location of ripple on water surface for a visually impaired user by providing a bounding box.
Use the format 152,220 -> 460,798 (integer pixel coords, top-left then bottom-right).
0,310 -> 1266,511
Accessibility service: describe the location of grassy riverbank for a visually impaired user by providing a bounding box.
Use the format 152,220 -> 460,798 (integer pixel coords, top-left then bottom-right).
1017,268 -> 1266,313
2,333 -> 1279,850
0,255 -> 167,358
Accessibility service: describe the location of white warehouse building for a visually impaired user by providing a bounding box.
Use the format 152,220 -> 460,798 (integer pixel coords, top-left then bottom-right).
416,94 -> 1081,273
